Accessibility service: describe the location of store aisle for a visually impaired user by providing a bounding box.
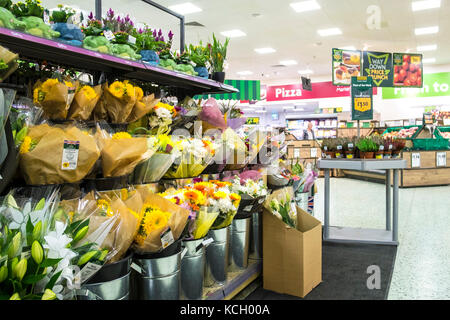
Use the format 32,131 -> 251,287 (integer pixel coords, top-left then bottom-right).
313,178 -> 450,300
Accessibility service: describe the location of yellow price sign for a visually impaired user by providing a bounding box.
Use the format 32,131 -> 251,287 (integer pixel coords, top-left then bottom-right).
354,97 -> 371,112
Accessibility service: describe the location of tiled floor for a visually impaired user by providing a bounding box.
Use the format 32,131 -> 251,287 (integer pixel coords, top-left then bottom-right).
313,178 -> 450,300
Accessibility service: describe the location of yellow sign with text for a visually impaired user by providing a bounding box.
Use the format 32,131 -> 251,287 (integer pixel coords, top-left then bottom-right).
354,97 -> 371,112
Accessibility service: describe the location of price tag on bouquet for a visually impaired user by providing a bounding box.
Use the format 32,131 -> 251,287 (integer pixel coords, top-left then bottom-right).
61,140 -> 80,170
161,227 -> 174,249
128,35 -> 137,45
74,262 -> 103,284
103,30 -> 115,41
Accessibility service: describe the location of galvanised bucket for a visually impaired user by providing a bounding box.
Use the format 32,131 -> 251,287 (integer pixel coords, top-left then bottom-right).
204,226 -> 230,287
230,217 -> 251,270
181,238 -> 206,300
249,211 -> 263,260
78,272 -> 131,300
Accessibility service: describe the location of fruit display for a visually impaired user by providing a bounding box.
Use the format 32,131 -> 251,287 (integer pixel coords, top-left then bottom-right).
383,127 -> 419,139
440,132 -> 450,140
393,54 -> 423,87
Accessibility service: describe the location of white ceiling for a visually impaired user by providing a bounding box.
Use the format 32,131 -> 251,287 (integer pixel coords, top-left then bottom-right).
41,0 -> 450,83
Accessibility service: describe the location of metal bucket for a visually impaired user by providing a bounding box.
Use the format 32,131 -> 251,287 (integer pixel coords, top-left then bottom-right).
134,251 -> 181,300
78,272 -> 131,300
181,238 -> 206,300
204,226 -> 230,287
230,217 -> 251,270
249,211 -> 263,260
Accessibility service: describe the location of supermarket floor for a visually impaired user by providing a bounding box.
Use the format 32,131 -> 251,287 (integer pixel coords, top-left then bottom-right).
313,178 -> 450,300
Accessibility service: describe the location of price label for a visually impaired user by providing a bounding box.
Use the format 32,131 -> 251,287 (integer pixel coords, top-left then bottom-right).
202,238 -> 214,247
389,144 -> 393,150
310,148 -> 318,158
61,140 -> 80,171
412,153 -> 421,168
103,30 -> 115,41
437,152 -> 447,167
337,145 -> 343,150
181,248 -> 188,260
324,146 -> 328,151
293,148 -> 300,158
161,227 -> 174,249
128,35 -> 137,44
379,145 -> 385,151
243,205 -> 253,212
348,143 -> 354,149
131,262 -> 143,274
354,97 -> 371,112
76,262 -> 103,284
43,12 -> 50,24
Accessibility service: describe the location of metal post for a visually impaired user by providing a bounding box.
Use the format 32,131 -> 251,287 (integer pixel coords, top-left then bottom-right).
95,0 -> 102,20
324,169 -> 330,239
180,16 -> 185,53
357,120 -> 361,138
392,169 -> 399,242
386,169 -> 391,231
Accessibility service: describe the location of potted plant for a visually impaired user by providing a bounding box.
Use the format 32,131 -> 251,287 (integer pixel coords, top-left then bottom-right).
186,42 -> 210,79
173,51 -> 197,76
208,33 -> 229,83
343,137 -> 356,159
132,26 -> 161,65
50,5 -> 84,47
11,0 -> 60,39
0,2 -> 27,32
383,137 -> 394,159
392,139 -> 406,158
356,137 -> 378,159
372,135 -> 384,159
81,13 -> 111,54
334,138 -> 346,159
321,138 -> 336,159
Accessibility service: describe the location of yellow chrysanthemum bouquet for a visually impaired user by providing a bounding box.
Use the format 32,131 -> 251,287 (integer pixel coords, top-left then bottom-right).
33,77 -> 79,120
94,123 -> 154,178
132,193 -> 190,254
19,123 -> 100,185
148,102 -> 177,134
67,84 -> 103,121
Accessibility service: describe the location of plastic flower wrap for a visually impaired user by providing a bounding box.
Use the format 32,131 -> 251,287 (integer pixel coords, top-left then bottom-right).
19,123 -> 100,185
231,176 -> 268,199
263,187 -> 297,229
134,134 -> 177,183
199,98 -> 227,132
164,137 -> 217,179
0,45 -> 19,83
67,84 -> 103,121
148,102 -> 177,134
132,193 -> 190,254
33,78 -> 79,120
95,123 -> 154,178
208,183 -> 241,230
93,81 -> 138,123
226,129 -> 267,171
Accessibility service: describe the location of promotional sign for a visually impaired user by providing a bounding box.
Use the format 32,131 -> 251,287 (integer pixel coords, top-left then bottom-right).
393,53 -> 423,88
351,76 -> 373,121
383,72 -> 450,99
362,51 -> 393,87
332,48 -> 362,86
246,117 -> 260,125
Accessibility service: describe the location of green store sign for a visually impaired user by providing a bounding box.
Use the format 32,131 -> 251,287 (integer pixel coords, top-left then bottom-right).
383,72 -> 450,99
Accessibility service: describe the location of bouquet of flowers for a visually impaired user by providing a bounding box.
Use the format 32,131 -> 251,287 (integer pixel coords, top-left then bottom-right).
263,187 -> 297,229
148,102 -> 177,134
67,84 -> 102,121
133,134 -> 177,183
164,137 -> 217,179
206,180 -> 241,230
0,45 -> 19,83
132,193 -> 190,254
33,77 -> 79,120
94,124 -> 154,178
199,98 -> 227,133
126,92 -> 159,124
19,123 -> 100,185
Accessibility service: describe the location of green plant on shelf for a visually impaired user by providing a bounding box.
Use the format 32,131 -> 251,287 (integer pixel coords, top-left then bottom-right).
393,139 -> 406,152
11,0 -> 44,18
356,137 -> 378,152
208,33 -> 229,73
321,138 -> 337,152
50,4 -> 75,23
0,0 -> 12,10
186,41 -> 210,68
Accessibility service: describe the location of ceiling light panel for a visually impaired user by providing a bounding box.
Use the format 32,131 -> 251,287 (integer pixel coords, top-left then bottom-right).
220,29 -> 246,38
423,58 -> 436,63
412,0 -> 441,12
280,60 -> 298,66
255,47 -> 276,54
237,71 -> 253,75
415,26 -> 439,35
298,69 -> 314,74
168,2 -> 202,15
318,28 -> 342,37
417,44 -> 437,51
290,0 -> 321,13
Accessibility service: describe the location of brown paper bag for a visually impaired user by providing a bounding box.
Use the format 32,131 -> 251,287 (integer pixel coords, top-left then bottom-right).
92,83 -> 109,121
104,84 -> 137,124
68,84 -> 103,121
20,124 -> 100,185
101,137 -> 154,178
34,79 -> 79,120
126,94 -> 159,123
133,193 -> 190,254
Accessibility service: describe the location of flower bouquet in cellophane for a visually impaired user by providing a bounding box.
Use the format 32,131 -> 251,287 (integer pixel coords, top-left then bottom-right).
94,123 -> 154,178
132,193 -> 190,254
263,186 -> 297,229
148,101 -> 177,135
126,92 -> 159,124
19,122 -> 100,185
206,180 -> 241,230
0,45 -> 19,83
33,77 -> 79,120
67,84 -> 103,121
164,137 -> 217,179
230,172 -> 268,218
133,134 -> 178,184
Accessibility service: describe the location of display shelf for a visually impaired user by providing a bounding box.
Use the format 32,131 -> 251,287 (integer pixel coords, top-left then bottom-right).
0,27 -> 238,96
203,260 -> 262,300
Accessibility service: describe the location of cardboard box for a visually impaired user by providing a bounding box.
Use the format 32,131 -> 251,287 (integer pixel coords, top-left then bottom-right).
262,205 -> 322,298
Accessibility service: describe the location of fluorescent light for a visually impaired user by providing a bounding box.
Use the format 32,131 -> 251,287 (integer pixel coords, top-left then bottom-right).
283,106 -> 295,110
423,58 -> 436,64
220,29 -> 246,38
412,0 -> 441,11
290,0 -> 321,13
417,44 -> 437,51
415,26 -> 439,35
168,2 -> 202,15
280,60 -> 298,66
242,108 -> 254,112
237,71 -> 253,76
341,46 -> 357,51
298,69 -> 314,75
254,47 -> 276,54
318,28 -> 342,37
295,108 -> 305,111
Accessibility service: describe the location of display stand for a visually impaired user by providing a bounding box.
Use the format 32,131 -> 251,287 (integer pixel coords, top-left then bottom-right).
318,159 -> 406,246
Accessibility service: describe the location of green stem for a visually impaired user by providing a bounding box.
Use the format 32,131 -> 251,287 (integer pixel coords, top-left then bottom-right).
30,264 -> 41,294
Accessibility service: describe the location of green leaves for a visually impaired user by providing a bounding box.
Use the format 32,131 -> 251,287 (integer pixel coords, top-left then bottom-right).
45,270 -> 62,291
40,258 -> 62,268
22,273 -> 45,285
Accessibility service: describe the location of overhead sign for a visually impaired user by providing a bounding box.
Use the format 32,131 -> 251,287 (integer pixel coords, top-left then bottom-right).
332,48 -> 362,86
351,76 -> 373,121
362,51 -> 393,87
266,81 -> 377,102
393,53 -> 423,88
382,72 -> 450,99
246,117 -> 260,125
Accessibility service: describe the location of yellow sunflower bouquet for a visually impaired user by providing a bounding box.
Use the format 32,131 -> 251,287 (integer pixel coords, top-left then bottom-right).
132,193 -> 190,254
33,78 -> 79,120
103,80 -> 139,123
19,123 -> 100,185
67,84 -> 103,121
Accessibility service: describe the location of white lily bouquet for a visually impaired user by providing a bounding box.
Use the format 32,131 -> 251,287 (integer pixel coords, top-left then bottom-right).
263,187 -> 297,229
